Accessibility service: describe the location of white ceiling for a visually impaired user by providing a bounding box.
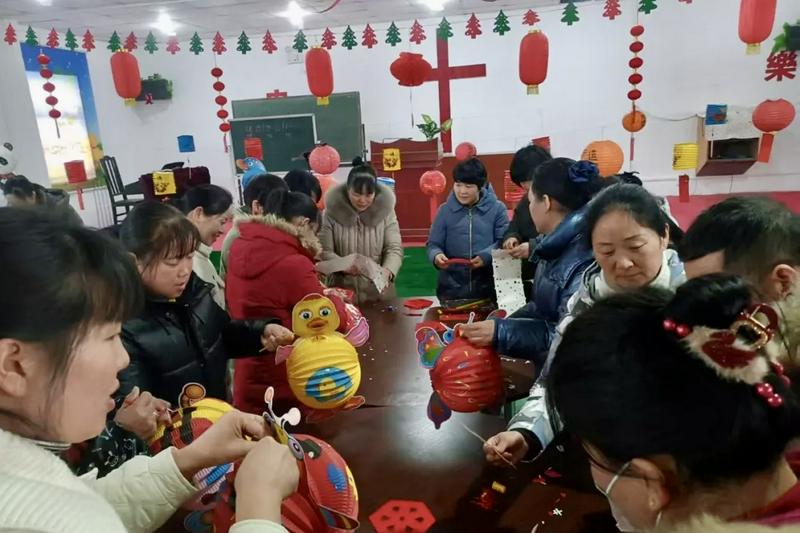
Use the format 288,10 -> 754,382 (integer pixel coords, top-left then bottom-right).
0,0 -> 571,40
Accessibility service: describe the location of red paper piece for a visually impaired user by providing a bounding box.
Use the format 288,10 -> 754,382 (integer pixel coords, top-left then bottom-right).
532,475 -> 548,485
410,19 -> 426,45
544,467 -> 563,479
443,258 -> 472,267
46,28 -> 59,48
404,298 -> 434,310
369,500 -> 435,533
321,27 -> 337,50
523,10 -> 540,26
262,31 -> 278,54
212,32 -> 226,55
4,24 -> 16,46
82,30 -> 95,52
765,51 -> 797,82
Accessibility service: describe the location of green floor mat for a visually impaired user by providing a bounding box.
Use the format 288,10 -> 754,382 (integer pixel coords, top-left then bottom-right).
396,246 -> 437,298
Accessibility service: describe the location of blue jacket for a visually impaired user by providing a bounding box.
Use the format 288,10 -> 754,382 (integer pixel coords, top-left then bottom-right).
427,187 -> 509,301
492,205 -> 593,363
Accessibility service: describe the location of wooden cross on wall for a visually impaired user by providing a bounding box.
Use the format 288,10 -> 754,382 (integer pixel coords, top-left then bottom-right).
424,36 -> 487,153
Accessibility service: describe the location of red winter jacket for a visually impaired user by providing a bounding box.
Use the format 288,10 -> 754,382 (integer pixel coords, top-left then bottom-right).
226,215 -> 347,415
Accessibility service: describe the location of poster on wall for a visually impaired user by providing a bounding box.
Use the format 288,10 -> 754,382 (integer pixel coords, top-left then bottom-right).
20,44 -> 104,187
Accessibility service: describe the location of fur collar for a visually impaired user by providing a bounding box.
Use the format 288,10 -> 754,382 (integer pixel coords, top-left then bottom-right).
324,182 -> 397,228
235,213 -> 323,259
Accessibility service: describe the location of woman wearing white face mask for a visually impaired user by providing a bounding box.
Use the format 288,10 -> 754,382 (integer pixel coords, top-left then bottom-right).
545,274 -> 800,531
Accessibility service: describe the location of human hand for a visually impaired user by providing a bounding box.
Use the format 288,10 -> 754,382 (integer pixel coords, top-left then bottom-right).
458,320 -> 496,347
114,386 -> 171,440
508,242 -> 531,260
261,323 -> 294,352
484,431 -> 529,467
503,237 -> 519,250
234,437 -> 300,523
434,254 -> 449,268
470,256 -> 485,269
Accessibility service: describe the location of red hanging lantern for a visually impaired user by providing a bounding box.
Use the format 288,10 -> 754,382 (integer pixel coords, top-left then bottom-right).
110,51 -> 142,105
622,110 -> 647,133
420,170 -> 447,224
309,144 -> 341,175
738,0 -> 777,55
38,53 -> 61,137
429,336 -> 504,413
211,67 -> 231,151
455,142 -> 477,161
752,99 -> 796,163
390,52 -> 432,87
519,29 -> 548,95
625,25 -> 645,161
306,47 -> 333,106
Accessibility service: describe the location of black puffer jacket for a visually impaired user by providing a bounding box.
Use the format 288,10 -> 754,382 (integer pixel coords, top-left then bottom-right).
120,273 -> 276,404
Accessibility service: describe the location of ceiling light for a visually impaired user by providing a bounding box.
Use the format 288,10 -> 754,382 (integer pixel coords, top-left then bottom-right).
420,0 -> 448,11
151,11 -> 178,36
279,1 -> 311,29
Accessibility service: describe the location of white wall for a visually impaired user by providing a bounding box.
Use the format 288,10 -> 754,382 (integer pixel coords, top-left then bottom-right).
3,0 -> 800,224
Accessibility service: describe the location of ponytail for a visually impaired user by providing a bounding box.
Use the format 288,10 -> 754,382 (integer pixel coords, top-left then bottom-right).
347,157 -> 377,195
532,158 -> 603,212
263,189 -> 319,223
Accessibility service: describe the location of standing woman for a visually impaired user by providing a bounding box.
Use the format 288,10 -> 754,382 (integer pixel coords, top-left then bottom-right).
175,184 -> 234,309
320,158 -> 404,304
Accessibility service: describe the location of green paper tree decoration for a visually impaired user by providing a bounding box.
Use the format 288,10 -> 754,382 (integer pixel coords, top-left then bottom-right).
292,30 -> 308,53
639,0 -> 658,14
437,18 -> 453,40
493,10 -> 511,36
342,25 -> 357,50
562,2 -> 580,26
107,31 -> 122,52
236,31 -> 251,54
189,32 -> 203,55
144,31 -> 158,54
64,29 -> 78,51
386,22 -> 401,46
24,26 -> 38,46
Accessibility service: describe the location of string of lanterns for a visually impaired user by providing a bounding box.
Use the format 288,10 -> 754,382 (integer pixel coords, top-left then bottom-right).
37,52 -> 61,138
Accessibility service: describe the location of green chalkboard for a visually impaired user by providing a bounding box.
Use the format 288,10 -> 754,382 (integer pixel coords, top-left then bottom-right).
231,92 -> 364,172
230,115 -> 316,173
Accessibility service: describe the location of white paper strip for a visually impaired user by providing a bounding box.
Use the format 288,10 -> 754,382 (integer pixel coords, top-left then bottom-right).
492,249 -> 527,315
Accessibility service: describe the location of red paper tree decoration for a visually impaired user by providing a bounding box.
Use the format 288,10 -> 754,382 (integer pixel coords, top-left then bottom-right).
4,24 -> 16,46
321,27 -> 336,50
211,67 -> 231,151
523,10 -> 540,26
124,32 -> 137,51
262,31 -> 277,54
603,0 -> 622,20
362,24 -> 377,48
465,14 -> 482,39
38,53 -> 61,137
166,36 -> 180,55
82,30 -> 95,52
765,51 -> 797,82
410,19 -> 426,45
212,32 -> 226,55
46,28 -> 59,48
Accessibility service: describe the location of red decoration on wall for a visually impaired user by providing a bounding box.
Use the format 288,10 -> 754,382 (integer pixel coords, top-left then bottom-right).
390,52 -> 432,87
603,0 -> 622,20
523,10 -> 540,26
752,99 -> 796,162
212,67 -> 230,151
46,28 -> 59,48
262,30 -> 278,54
410,19 -> 426,45
166,36 -> 180,55
764,51 -> 797,82
124,32 -> 138,51
4,24 -> 16,46
38,53 -> 61,137
362,24 -> 377,49
625,24 -> 645,161
110,51 -> 142,105
519,29 -> 548,95
738,0 -> 777,54
82,30 -> 95,52
306,47 -> 334,105
465,14 -> 482,39
266,89 -> 288,99
212,32 -> 226,55
321,27 -> 337,50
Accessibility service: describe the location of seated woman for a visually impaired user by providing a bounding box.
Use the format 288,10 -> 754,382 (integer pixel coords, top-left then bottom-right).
0,207 -> 297,532
2,174 -> 82,226
320,158 -> 403,304
485,183 -> 686,465
460,158 -> 602,363
226,190 -> 349,415
175,184 -> 234,309
545,274 -> 800,529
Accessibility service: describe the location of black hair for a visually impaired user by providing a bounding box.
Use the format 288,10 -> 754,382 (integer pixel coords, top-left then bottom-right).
262,189 -> 319,224
174,184 -> 233,216
532,158 -> 603,212
347,157 -> 377,195
614,171 -> 643,186
546,273 -> 800,488
120,201 -> 200,269
509,145 -> 552,187
0,207 -> 143,424
284,169 -> 322,202
453,157 -> 488,189
243,174 -> 287,210
2,175 -> 47,205
680,197 -> 800,281
586,184 -> 670,243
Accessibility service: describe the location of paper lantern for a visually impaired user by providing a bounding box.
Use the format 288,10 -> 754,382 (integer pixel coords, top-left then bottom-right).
419,170 -> 447,196
64,160 -> 87,184
622,110 -> 646,133
739,0 -> 777,54
306,47 -> 334,105
455,142 -> 477,162
390,52 -> 432,87
309,144 -> 341,175
177,135 -> 195,153
673,143 -> 699,170
519,29 -> 548,95
581,140 -> 624,177
110,51 -> 142,102
752,99 -> 796,163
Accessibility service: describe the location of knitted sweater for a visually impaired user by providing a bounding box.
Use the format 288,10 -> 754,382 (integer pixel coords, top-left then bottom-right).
0,428 -> 286,533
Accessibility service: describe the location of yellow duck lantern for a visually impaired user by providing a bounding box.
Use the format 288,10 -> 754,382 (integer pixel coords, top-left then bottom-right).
276,294 -> 366,417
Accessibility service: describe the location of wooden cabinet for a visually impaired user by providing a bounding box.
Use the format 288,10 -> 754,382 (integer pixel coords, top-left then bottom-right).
696,117 -> 759,176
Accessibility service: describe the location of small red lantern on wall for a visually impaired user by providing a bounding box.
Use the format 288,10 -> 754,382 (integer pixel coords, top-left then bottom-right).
390,52 -> 432,87
110,51 -> 142,104
739,0 -> 777,55
519,29 -> 548,95
306,47 -> 333,106
752,98 -> 796,163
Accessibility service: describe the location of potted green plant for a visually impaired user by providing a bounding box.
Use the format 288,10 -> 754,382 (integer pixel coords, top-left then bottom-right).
417,114 -> 452,141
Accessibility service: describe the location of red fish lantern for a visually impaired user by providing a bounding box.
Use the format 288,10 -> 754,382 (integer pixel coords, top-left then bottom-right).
306,47 -> 334,105
420,170 -> 447,224
309,144 -> 341,175
752,99 -> 796,163
390,52 -> 432,87
738,0 -> 777,54
519,29 -> 549,95
110,51 -> 142,104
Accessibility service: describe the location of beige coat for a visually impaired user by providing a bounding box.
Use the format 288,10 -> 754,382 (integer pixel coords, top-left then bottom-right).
320,183 -> 403,304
